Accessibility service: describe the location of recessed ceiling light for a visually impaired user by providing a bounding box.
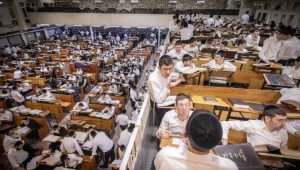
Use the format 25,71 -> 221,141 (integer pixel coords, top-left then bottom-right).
0,1 -> 3,5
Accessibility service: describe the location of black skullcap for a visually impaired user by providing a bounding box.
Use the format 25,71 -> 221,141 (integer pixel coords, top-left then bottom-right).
278,25 -> 293,35
186,110 -> 222,151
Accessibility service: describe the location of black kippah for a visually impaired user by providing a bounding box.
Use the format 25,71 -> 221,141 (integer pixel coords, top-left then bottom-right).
186,110 -> 222,150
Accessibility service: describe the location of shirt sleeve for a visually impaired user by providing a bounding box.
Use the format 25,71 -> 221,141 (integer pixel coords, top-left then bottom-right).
285,120 -> 300,135
8,151 -> 20,168
148,79 -> 169,104
92,140 -> 98,156
221,120 -> 255,142
224,62 -> 236,72
73,139 -> 84,156
156,112 -> 170,138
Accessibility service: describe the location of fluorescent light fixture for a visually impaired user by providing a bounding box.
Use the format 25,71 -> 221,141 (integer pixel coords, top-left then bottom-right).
168,0 -> 177,4
196,0 -> 206,4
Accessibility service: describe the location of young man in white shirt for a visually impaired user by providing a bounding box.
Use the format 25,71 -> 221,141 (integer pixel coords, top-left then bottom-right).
155,110 -> 238,170
13,67 -> 23,80
60,131 -> 84,156
222,105 -> 288,149
38,89 -> 56,102
205,15 -> 215,27
0,108 -> 13,123
11,86 -> 25,105
202,51 -> 237,72
275,26 -> 300,65
156,93 -> 192,139
179,21 -> 193,42
148,55 -> 185,104
90,130 -> 114,168
175,54 -> 196,74
118,123 -> 135,148
259,31 -> 282,63
8,141 -> 28,170
245,29 -> 261,48
241,11 -> 250,24
166,41 -> 188,61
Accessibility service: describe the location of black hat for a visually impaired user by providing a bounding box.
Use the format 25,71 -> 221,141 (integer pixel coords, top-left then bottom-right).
186,110 -> 222,151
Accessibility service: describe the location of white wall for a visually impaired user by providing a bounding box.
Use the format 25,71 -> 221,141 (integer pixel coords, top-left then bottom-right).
28,12 -> 173,28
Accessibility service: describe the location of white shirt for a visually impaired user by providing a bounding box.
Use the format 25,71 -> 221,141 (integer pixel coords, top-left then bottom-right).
222,120 -> 288,148
0,110 -> 13,122
118,129 -> 132,147
73,102 -> 89,111
116,114 -> 129,126
241,14 -> 250,24
202,60 -> 237,72
148,69 -> 171,104
167,49 -> 188,61
184,45 -> 199,57
277,88 -> 300,104
92,131 -> 113,155
155,146 -> 238,170
276,36 -> 300,61
180,28 -> 193,41
4,47 -> 12,55
246,34 -> 260,47
60,137 -> 84,156
3,135 -> 19,152
286,120 -> 300,135
282,66 -> 300,80
205,18 -> 215,27
215,18 -> 224,27
11,90 -> 25,103
7,148 -> 28,168
13,70 -> 22,79
259,35 -> 281,62
157,110 -> 191,138
175,61 -> 196,74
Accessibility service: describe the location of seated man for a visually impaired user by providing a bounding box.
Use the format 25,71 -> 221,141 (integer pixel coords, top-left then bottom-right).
156,93 -> 192,139
0,108 -> 13,123
282,56 -> 300,80
11,86 -> 25,105
245,29 -> 261,48
154,110 -> 238,170
13,67 -> 23,80
102,104 -> 116,117
37,89 -> 56,102
202,51 -> 237,72
97,93 -> 116,104
222,105 -> 288,150
175,54 -> 197,74
73,101 -> 89,112
167,41 -> 188,61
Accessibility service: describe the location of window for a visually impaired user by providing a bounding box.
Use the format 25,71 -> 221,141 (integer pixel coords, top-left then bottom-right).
95,0 -> 102,3
119,0 -> 125,3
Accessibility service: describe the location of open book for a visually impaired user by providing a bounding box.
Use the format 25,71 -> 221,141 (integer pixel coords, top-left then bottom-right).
157,96 -> 176,107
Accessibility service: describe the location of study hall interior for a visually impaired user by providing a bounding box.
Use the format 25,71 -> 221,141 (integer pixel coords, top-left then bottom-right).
0,0 -> 300,170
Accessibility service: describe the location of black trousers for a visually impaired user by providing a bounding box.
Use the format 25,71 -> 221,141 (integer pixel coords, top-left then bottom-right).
101,145 -> 115,168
